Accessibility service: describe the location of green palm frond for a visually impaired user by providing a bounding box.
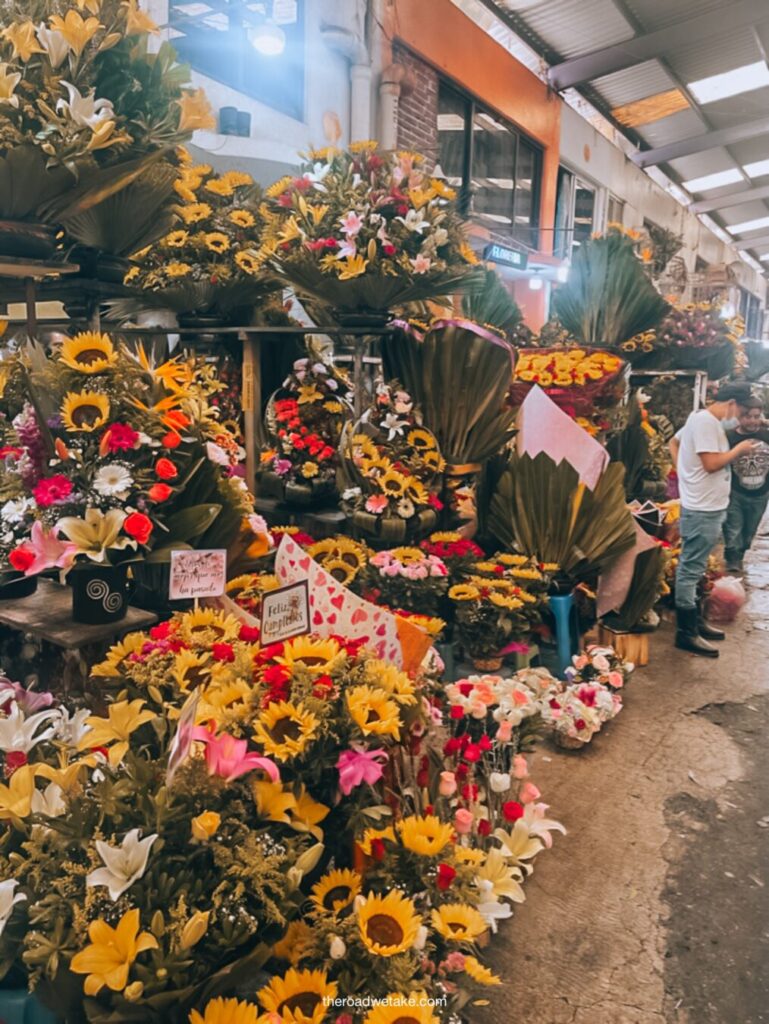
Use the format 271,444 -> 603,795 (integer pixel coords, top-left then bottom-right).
461,268 -> 523,336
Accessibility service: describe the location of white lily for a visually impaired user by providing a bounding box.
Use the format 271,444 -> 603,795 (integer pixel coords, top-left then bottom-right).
522,802 -> 567,849
475,887 -> 513,933
0,703 -> 61,754
493,821 -> 544,871
31,782 -> 65,818
396,207 -> 430,234
86,828 -> 158,900
475,847 -> 525,903
380,412 -> 407,440
36,23 -> 68,68
54,707 -> 92,748
56,82 -> 115,129
0,880 -> 25,937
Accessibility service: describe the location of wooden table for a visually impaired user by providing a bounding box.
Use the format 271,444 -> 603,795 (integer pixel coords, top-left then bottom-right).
0,579 -> 158,692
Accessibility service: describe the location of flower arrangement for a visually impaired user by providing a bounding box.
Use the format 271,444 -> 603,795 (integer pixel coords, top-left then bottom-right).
541,678 -> 622,748
448,573 -> 545,669
513,349 -> 623,389
123,153 -> 277,316
0,669 -> 321,1023
0,334 -> 255,582
261,356 -> 352,505
367,547 -> 449,617
308,535 -> 370,590
622,302 -> 744,375
225,571 -> 281,617
0,0 -> 213,226
253,142 -> 479,318
340,381 -> 445,543
568,644 -> 633,689
419,531 -> 485,580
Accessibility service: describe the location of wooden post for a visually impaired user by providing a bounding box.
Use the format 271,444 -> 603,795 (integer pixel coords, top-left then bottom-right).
24,277 -> 37,337
241,330 -> 261,490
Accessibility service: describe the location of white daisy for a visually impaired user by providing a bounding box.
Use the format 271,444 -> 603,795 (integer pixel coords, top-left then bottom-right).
93,464 -> 133,500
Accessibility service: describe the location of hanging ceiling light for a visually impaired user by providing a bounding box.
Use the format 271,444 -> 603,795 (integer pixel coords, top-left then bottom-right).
250,21 -> 286,55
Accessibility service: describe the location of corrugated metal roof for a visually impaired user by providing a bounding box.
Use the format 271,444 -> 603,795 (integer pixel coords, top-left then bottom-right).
590,59 -> 674,107
667,148 -> 741,181
704,87 -> 769,131
501,0 -> 635,59
668,28 -> 760,84
635,108 -> 704,148
621,0 -> 729,33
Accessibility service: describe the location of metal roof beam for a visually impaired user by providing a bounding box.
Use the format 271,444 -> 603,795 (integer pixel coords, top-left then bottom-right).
631,116 -> 769,168
691,184 -> 769,214
547,0 -> 769,91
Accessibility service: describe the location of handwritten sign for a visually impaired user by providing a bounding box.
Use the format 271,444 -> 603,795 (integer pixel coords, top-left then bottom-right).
259,580 -> 310,644
169,549 -> 227,600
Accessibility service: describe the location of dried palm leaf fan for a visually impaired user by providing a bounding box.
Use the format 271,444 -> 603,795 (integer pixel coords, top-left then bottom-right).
489,452 -> 636,583
461,267 -> 523,339
552,232 -> 669,349
382,319 -> 516,465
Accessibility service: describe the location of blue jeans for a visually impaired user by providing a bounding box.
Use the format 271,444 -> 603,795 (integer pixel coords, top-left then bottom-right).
675,507 -> 727,610
723,490 -> 768,566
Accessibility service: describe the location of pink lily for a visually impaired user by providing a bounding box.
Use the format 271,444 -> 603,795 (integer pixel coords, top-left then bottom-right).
192,727 -> 279,783
336,747 -> 388,796
0,678 -> 54,714
21,522 -> 76,576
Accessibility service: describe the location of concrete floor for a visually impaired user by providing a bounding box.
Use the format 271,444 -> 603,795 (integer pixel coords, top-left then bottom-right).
484,539 -> 769,1024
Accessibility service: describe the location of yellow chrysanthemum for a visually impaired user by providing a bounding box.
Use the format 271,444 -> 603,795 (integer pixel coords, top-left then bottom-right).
363,995 -> 440,1024
390,547 -> 424,566
398,815 -> 454,857
271,920 -> 313,964
428,531 -> 462,543
430,904 -> 486,942
189,997 -> 260,1024
497,553 -> 529,566
61,391 -> 110,432
463,956 -> 502,985
204,231 -> 230,253
165,229 -> 189,247
59,332 -> 116,374
253,701 -> 319,761
453,847 -> 485,865
229,209 -> 255,228
179,203 -> 212,224
346,686 -> 401,739
277,637 -> 345,677
358,891 -> 421,957
258,969 -> 337,1024
310,868 -> 362,914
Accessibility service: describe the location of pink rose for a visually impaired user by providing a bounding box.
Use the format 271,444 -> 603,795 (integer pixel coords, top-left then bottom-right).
608,671 -> 624,688
519,781 -> 541,804
439,771 -> 457,797
512,754 -> 529,779
496,720 -> 513,742
573,655 -> 589,670
454,808 -> 474,834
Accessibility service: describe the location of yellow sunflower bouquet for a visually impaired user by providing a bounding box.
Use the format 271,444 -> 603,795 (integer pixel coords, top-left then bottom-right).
449,574 -> 545,670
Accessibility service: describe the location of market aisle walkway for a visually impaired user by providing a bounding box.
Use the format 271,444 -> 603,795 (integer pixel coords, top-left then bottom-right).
484,540 -> 769,1024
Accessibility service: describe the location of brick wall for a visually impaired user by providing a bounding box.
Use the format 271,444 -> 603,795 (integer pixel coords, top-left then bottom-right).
393,43 -> 439,166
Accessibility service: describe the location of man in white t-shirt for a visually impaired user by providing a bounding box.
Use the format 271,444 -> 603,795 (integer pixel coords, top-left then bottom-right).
670,383 -> 758,657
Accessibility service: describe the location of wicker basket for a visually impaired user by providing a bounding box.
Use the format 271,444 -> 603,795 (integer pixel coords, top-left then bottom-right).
553,731 -> 588,750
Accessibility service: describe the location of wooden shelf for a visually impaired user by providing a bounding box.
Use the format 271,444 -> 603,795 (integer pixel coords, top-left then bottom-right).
0,256 -> 80,281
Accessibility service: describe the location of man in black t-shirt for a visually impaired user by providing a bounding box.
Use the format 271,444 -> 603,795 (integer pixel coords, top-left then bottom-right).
724,397 -> 769,571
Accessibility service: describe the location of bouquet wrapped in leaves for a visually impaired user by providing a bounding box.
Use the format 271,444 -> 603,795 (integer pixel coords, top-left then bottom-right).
0,0 -> 213,239
123,153 -> 278,317
339,381 -> 445,544
621,301 -> 743,375
448,572 -> 545,666
260,355 -> 353,506
253,142 -> 480,320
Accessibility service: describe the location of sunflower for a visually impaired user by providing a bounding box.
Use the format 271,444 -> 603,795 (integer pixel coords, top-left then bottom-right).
235,250 -> 261,275
173,180 -> 196,203
497,553 -> 529,566
205,178 -> 234,197
449,584 -> 480,602
190,998 -> 260,1024
179,202 -> 212,224
352,434 -> 378,460
357,825 -> 396,855
358,891 -> 421,957
430,904 -> 486,942
278,636 -> 345,677
407,428 -> 435,451
198,678 -> 251,721
428,531 -> 462,543
310,868 -> 362,914
391,547 -> 424,566
91,632 -> 145,677
229,209 -> 255,228
171,650 -> 212,692
421,449 -> 445,472
397,612 -> 445,638
178,608 -> 240,645
310,536 -> 367,572
272,920 -> 313,964
379,469 -> 409,498
403,478 -> 429,505
346,686 -> 402,739
319,558 -> 356,586
398,815 -> 454,857
123,266 -> 140,284
59,332 -> 117,374
488,591 -> 523,611
164,229 -> 189,247
363,995 -> 440,1024
364,662 -> 416,705
205,232 -> 230,253
61,391 -> 110,432
221,170 -> 254,188
453,847 -> 485,865
258,968 -> 337,1024
253,701 -> 319,761
463,956 -> 501,985
166,262 -> 192,277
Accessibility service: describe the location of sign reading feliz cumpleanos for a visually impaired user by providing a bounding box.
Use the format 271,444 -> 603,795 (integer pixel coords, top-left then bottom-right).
259,580 -> 311,644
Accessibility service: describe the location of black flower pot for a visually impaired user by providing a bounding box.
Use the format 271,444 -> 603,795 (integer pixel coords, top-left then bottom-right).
0,220 -> 57,260
0,571 -> 37,600
70,564 -> 130,625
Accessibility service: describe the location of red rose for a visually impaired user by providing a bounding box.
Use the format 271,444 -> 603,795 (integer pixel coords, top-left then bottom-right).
443,737 -> 461,755
449,705 -> 464,720
239,624 -> 260,643
103,422 -> 139,453
478,734 -> 492,752
162,431 -> 182,449
212,642 -> 235,663
4,751 -> 28,777
382,243 -> 396,256
155,458 -> 178,481
477,818 -> 492,836
502,801 -> 524,822
262,664 -> 290,687
150,621 -> 172,640
123,512 -> 153,545
463,742 -> 481,763
416,767 -> 429,787
436,863 -> 457,890
575,718 -> 586,731
461,783 -> 478,801
32,474 -> 72,508
370,838 -> 386,861
9,546 -> 35,573
148,483 -> 173,502
455,763 -> 469,779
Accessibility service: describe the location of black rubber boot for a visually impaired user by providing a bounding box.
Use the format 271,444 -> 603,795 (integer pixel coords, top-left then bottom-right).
697,598 -> 725,641
675,607 -> 719,657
